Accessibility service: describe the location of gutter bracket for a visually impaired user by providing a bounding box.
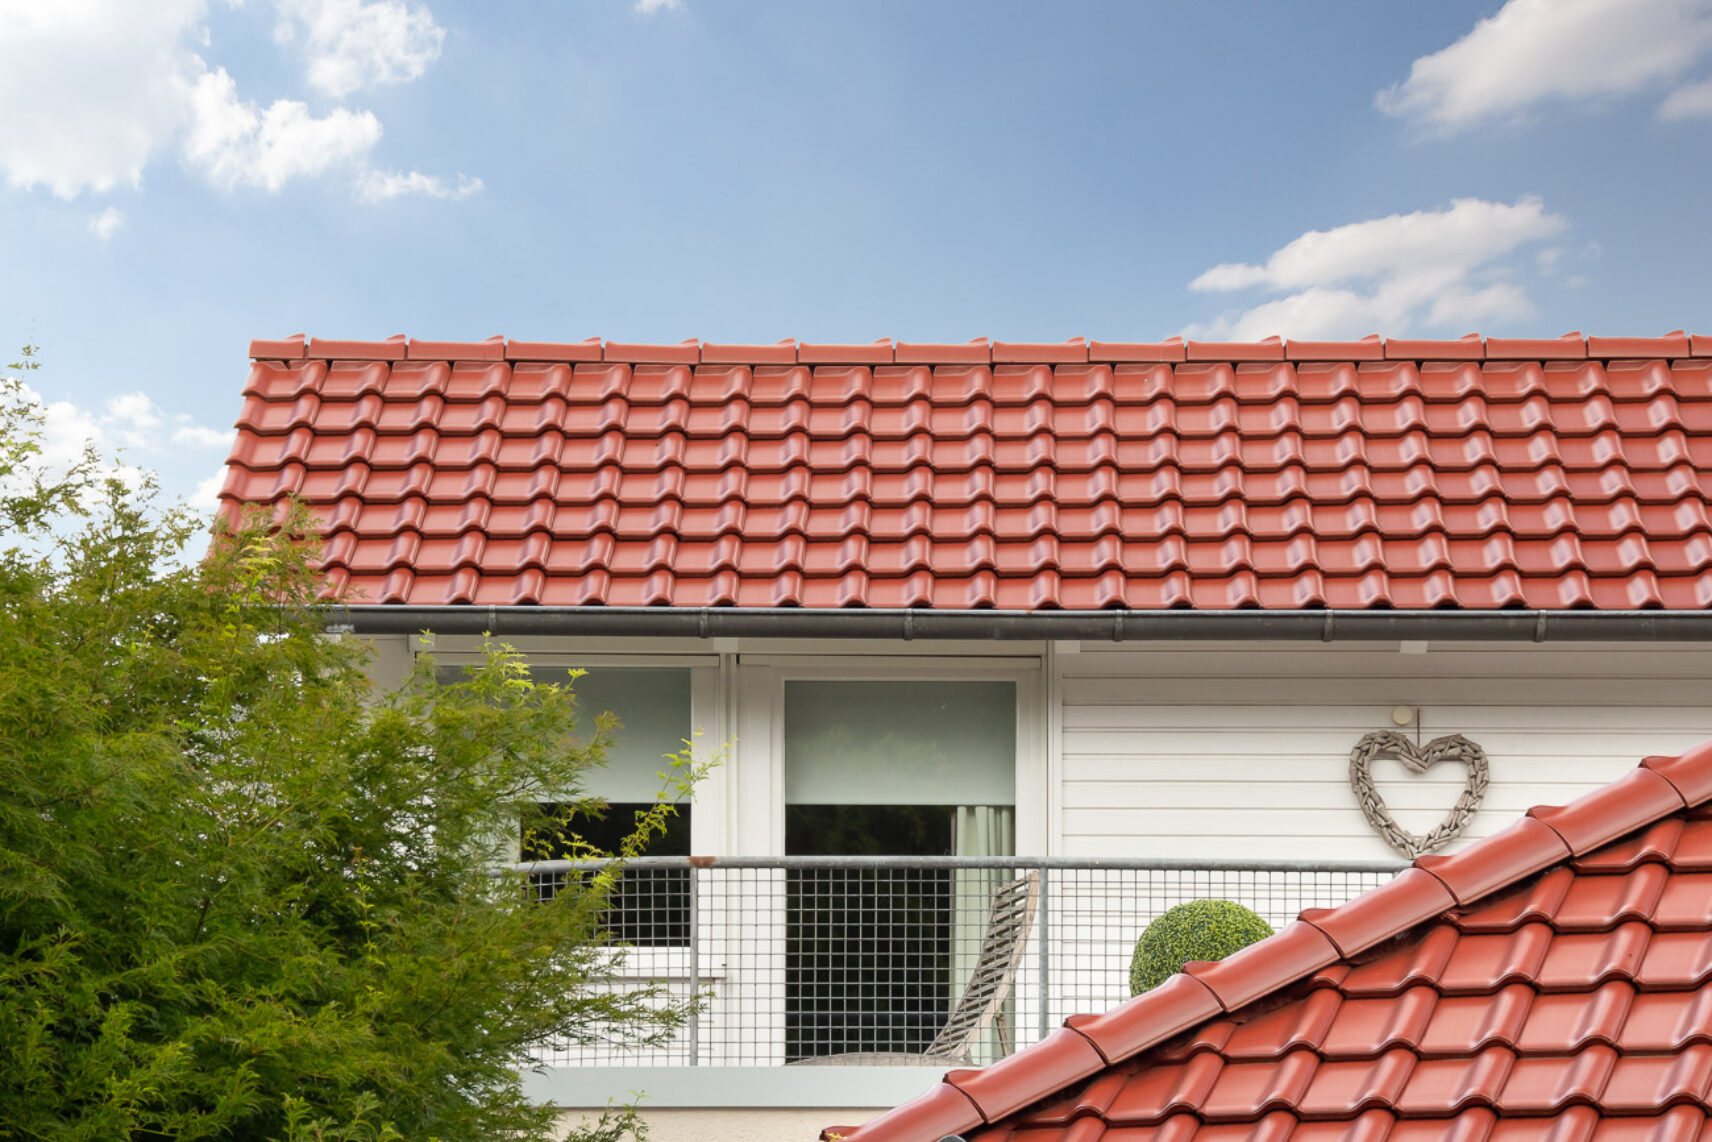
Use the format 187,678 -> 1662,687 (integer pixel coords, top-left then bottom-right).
902,609 -> 914,641
698,609 -> 711,640
1112,612 -> 1125,642
1321,611 -> 1336,642
1534,612 -> 1548,643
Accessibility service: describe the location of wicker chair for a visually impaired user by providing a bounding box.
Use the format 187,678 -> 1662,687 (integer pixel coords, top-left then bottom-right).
793,870 -> 1041,1066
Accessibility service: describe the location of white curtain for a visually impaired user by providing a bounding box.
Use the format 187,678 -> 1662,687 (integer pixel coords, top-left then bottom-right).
952,806 -> 1015,1063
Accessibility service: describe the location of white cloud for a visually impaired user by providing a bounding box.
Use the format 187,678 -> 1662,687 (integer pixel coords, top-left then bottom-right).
3,381 -> 148,503
173,423 -> 237,449
1377,0 -> 1712,134
4,381 -> 231,511
87,206 -> 126,240
26,384 -> 107,468
189,468 -> 229,511
635,0 -> 684,12
0,0 -> 467,201
182,66 -> 382,191
1660,75 -> 1712,118
0,0 -> 206,196
354,168 -> 483,203
1183,197 -> 1569,341
105,392 -> 166,450
273,0 -> 444,98
25,388 -> 230,457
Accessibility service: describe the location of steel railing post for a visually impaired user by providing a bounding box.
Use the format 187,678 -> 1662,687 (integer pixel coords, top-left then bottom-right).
1036,862 -> 1051,1045
687,862 -> 700,1065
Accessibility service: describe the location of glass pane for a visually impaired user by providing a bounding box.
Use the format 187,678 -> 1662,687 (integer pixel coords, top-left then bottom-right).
523,802 -> 691,948
534,666 -> 693,802
784,680 -> 1016,806
432,664 -> 692,802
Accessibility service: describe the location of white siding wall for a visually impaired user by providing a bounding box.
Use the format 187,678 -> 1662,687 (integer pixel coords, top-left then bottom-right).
1055,641 -> 1712,862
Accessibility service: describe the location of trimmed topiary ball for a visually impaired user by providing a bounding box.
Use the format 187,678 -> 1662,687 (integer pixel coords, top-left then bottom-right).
1128,899 -> 1273,996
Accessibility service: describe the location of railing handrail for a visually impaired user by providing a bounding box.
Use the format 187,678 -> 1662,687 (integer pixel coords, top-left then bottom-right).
503,854 -> 1408,874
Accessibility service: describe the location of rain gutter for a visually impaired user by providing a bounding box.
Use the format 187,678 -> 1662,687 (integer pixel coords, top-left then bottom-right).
325,606 -> 1712,642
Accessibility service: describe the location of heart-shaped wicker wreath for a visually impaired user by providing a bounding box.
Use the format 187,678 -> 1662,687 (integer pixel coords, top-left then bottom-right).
1349,730 -> 1490,858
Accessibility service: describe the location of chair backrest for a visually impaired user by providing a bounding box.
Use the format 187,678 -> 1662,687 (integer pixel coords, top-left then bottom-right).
924,870 -> 1040,1061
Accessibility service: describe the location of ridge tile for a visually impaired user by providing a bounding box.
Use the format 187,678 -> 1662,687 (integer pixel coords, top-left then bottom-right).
307,335 -> 406,360
1644,744 -> 1712,806
1303,868 -> 1457,956
503,338 -> 602,362
947,1029 -> 1106,1123
1067,974 -> 1225,1064
1418,818 -> 1574,906
1588,334 -> 1691,359
843,1080 -> 983,1141
250,334 -> 306,359
406,336 -> 505,360
1527,769 -> 1687,856
1184,922 -> 1340,1012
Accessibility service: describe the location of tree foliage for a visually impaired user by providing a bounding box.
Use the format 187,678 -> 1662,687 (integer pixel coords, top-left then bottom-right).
0,356 -> 697,1141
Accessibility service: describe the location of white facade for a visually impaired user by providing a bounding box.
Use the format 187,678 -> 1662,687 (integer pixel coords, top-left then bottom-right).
367,632 -> 1712,1133
1056,640 -> 1712,861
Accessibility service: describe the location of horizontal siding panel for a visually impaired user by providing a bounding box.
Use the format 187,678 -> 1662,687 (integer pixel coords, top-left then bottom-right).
1061,834 -> 1410,861
1059,646 -> 1712,682
1063,754 -> 1637,784
1059,780 -> 1605,812
1062,806 -> 1586,836
1062,703 -> 1712,732
1063,677 -> 1712,707
1062,729 -> 1712,757
1052,643 -> 1712,863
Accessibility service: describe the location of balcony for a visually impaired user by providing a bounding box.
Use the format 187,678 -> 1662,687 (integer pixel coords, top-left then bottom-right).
514,855 -> 1403,1106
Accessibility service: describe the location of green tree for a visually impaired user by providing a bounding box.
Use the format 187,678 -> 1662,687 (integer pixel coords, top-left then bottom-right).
0,355 -> 698,1141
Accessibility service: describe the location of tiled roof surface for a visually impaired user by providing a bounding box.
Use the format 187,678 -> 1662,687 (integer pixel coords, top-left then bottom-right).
835,742 -> 1712,1142
221,333 -> 1712,609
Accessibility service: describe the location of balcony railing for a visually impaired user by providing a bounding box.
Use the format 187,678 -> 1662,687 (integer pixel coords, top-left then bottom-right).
516,855 -> 1404,1070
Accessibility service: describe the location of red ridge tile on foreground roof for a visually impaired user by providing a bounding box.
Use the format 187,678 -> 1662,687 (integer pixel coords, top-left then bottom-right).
222,334 -> 1712,609
835,739 -> 1712,1142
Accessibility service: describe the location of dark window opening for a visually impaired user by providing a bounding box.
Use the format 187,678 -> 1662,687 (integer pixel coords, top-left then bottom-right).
784,805 -> 955,1059
524,802 -> 691,947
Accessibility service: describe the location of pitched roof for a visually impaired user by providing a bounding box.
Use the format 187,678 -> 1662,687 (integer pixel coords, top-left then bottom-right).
222,333 -> 1712,611
835,740 -> 1712,1142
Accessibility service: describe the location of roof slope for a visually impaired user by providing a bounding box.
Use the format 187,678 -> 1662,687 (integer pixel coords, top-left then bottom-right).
838,741 -> 1712,1142
222,333 -> 1712,610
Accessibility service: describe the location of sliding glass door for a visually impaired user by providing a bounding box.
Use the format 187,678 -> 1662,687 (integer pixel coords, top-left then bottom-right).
782,679 -> 1016,1060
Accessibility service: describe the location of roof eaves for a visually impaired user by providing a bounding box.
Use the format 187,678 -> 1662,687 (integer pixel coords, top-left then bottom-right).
842,739 -> 1712,1142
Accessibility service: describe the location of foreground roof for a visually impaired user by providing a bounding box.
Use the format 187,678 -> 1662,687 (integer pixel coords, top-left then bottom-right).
222,333 -> 1712,610
836,741 -> 1712,1142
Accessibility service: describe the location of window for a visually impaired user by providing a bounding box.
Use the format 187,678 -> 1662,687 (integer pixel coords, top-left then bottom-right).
437,663 -> 695,947
782,679 -> 1017,1058
523,800 -> 692,946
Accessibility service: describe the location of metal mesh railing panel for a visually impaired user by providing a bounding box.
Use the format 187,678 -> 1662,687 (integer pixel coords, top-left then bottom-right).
527,857 -> 1399,1068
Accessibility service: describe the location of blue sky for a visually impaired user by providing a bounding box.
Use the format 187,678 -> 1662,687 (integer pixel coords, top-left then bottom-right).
4,0 -> 1712,506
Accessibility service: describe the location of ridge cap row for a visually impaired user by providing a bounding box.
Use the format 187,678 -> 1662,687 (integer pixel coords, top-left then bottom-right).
247,332 -> 1712,365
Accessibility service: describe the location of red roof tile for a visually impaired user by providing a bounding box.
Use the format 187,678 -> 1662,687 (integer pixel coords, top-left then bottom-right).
220,337 -> 1712,609
838,740 -> 1712,1142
